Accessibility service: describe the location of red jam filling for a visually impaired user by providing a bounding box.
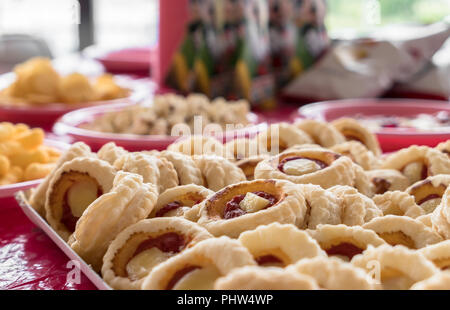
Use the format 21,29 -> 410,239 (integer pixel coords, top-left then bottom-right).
165,265 -> 201,290
155,201 -> 183,217
417,194 -> 441,205
277,156 -> 328,173
325,242 -> 364,260
61,187 -> 103,232
223,191 -> 278,220
372,178 -> 391,195
255,255 -> 283,266
132,232 -> 186,258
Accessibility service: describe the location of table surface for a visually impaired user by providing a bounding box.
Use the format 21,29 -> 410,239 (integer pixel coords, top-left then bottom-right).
0,104 -> 298,290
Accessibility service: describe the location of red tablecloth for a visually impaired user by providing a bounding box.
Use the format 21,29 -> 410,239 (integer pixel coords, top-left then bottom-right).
0,196 -> 96,290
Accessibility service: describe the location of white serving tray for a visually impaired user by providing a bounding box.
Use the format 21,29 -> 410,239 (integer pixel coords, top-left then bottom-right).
15,191 -> 112,290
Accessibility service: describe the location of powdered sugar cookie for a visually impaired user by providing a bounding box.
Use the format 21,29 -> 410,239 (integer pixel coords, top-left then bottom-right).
363,215 -> 443,249
102,217 -> 212,289
214,266 -> 319,290
238,223 -> 325,267
308,224 -> 386,261
45,157 -> 116,241
141,237 -> 256,290
69,172 -> 158,272
351,244 -> 439,290
196,179 -> 307,238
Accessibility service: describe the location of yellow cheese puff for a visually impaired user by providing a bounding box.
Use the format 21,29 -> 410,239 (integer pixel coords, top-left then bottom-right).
9,148 -> 49,168
0,141 -> 22,157
13,123 -> 30,136
0,166 -> 23,185
40,145 -> 61,158
0,122 -> 15,141
16,128 -> 44,149
0,155 -> 10,176
24,163 -> 55,181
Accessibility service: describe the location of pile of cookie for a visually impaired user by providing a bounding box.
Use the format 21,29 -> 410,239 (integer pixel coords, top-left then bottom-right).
82,93 -> 250,136
27,118 -> 450,290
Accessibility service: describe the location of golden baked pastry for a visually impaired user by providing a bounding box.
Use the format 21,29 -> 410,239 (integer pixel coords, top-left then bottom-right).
406,174 -> 450,214
102,217 -> 212,289
214,266 -> 319,290
419,240 -> 450,270
192,155 -> 246,191
381,146 -> 450,185
238,223 -> 325,267
435,140 -> 450,157
373,191 -> 425,218
329,185 -> 382,226
362,215 -> 443,249
141,237 -> 256,290
167,135 -> 230,158
44,157 -> 116,241
331,141 -> 380,171
236,155 -> 269,181
158,150 -> 204,185
332,118 -> 381,157
287,256 -> 377,290
224,138 -> 258,160
352,163 -> 375,197
364,169 -> 410,195
411,272 -> 450,290
307,224 -> 386,261
297,184 -> 342,229
352,244 -> 439,290
254,149 -> 355,189
256,123 -> 313,155
97,142 -> 128,165
196,179 -> 307,238
69,172 -> 158,272
431,186 -> 450,239
294,119 -> 345,148
150,184 -> 213,219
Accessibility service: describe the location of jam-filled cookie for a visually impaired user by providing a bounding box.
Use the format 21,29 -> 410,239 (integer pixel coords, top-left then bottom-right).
411,272 -> 450,290
330,141 -> 380,170
287,256 -> 377,290
351,245 -> 439,290
329,185 -> 382,226
254,149 -> 355,189
97,142 -> 128,165
238,223 -> 325,267
381,146 -> 450,185
225,138 -> 258,161
214,266 -> 319,290
256,123 -> 313,155
192,155 -> 246,191
69,172 -> 158,272
294,119 -> 345,148
236,155 -> 269,181
29,142 -> 94,216
332,118 -> 381,157
150,184 -> 213,219
364,169 -> 410,195
406,174 -> 450,214
419,240 -> 450,271
158,151 -> 203,186
44,157 -> 116,241
307,224 -> 386,262
102,217 -> 212,289
167,135 -> 230,158
373,191 -> 425,218
141,237 -> 256,290
431,186 -> 450,239
196,179 -> 307,238
297,184 -> 342,229
362,215 -> 442,249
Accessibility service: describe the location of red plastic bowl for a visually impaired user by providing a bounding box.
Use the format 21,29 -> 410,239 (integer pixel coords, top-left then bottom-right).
53,102 -> 266,152
294,98 -> 450,152
0,139 -> 70,202
0,74 -> 154,131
